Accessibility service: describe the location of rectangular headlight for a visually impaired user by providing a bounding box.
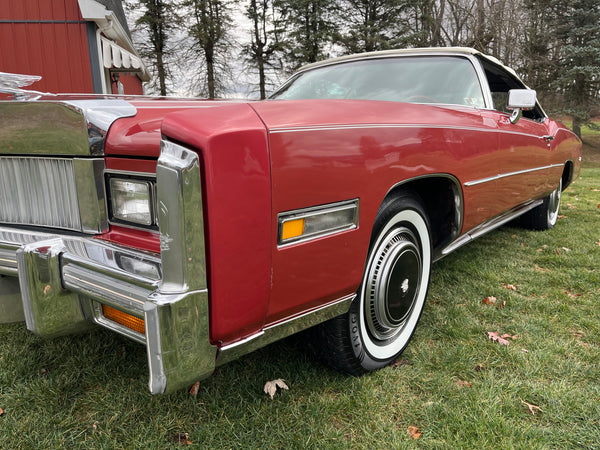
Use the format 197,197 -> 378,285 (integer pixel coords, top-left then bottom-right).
109,178 -> 154,226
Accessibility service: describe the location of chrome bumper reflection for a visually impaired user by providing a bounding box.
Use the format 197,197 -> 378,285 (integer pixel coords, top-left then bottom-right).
0,140 -> 216,394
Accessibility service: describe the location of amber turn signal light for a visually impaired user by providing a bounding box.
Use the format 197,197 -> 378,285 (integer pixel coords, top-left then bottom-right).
102,304 -> 145,335
281,218 -> 305,240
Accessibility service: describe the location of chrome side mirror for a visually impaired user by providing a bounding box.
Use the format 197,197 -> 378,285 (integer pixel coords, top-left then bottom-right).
507,89 -> 536,124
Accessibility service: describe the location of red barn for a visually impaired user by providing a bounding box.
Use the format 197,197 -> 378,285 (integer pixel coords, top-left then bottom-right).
0,0 -> 149,95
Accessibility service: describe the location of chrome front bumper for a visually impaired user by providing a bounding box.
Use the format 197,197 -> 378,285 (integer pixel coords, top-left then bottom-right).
0,140 -> 216,394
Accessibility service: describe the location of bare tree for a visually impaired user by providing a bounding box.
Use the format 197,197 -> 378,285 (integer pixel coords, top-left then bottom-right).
245,0 -> 285,99
184,0 -> 233,98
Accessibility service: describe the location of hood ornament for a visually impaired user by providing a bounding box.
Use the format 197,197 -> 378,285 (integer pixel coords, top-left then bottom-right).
0,72 -> 44,100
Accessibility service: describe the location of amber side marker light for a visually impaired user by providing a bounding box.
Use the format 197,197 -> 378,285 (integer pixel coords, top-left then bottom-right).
281,218 -> 305,240
278,199 -> 359,246
102,304 -> 145,334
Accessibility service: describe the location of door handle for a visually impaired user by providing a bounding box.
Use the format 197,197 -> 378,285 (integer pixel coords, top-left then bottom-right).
542,135 -> 555,148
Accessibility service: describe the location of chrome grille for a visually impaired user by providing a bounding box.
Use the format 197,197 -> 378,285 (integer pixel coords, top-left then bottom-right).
0,157 -> 82,230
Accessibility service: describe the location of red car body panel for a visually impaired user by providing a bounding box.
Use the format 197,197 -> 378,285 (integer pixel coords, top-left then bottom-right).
160,103 -> 272,343
98,98 -> 581,345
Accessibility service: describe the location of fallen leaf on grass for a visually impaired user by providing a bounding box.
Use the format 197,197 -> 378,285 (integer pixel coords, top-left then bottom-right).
0,407 -> 3,416
189,381 -> 200,397
264,379 -> 289,399
521,399 -> 543,415
534,265 -> 551,273
482,296 -> 497,305
564,290 -> 582,298
487,332 -> 517,346
456,380 -> 472,387
408,425 -> 422,440
391,359 -> 410,369
571,330 -> 585,339
502,283 -> 518,291
521,348 -> 529,353
558,214 -> 567,219
474,364 -> 484,372
171,433 -> 193,446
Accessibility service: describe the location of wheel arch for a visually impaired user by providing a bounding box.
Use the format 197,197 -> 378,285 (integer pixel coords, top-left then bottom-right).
561,160 -> 574,191
380,175 -> 463,259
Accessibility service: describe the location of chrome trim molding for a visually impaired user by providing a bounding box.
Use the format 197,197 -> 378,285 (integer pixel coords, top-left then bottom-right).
64,100 -> 137,155
156,140 -> 207,293
216,294 -> 355,366
74,158 -> 109,233
464,163 -> 564,187
439,199 -> 543,258
146,139 -> 216,394
1,139 -> 217,394
277,199 -> 359,246
0,99 -> 136,156
270,123 -> 547,140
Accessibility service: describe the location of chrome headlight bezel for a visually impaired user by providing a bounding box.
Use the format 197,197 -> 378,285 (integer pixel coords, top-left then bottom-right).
106,174 -> 158,230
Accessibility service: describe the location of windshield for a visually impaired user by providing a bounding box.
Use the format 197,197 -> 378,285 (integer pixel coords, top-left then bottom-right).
271,56 -> 485,108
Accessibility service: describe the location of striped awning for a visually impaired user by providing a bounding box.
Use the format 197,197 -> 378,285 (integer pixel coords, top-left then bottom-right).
100,36 -> 143,72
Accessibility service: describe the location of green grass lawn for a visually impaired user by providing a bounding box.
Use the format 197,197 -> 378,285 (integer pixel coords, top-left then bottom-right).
1,170 -> 599,448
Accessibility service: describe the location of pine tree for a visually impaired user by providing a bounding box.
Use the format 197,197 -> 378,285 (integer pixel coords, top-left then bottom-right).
551,0 -> 600,137
275,0 -> 336,70
130,0 -> 178,95
333,0 -> 412,54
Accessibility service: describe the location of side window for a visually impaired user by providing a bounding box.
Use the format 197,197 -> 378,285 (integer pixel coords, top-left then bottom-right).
480,58 -> 545,121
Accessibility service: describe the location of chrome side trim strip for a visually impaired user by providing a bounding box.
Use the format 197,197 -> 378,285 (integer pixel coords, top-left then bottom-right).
216,294 -> 355,366
269,123 -> 546,141
439,199 -> 543,258
464,163 -> 564,186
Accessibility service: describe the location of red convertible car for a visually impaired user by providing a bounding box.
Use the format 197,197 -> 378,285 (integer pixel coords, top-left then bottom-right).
0,48 -> 581,393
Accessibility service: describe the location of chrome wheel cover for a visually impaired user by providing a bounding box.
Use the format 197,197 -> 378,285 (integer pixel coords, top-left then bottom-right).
365,227 -> 422,341
547,179 -> 562,226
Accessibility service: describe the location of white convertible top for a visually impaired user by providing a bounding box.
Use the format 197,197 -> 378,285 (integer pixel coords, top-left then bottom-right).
298,47 -> 517,78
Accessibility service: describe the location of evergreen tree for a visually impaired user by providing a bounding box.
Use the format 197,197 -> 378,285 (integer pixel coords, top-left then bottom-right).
130,0 -> 178,95
275,0 -> 336,70
551,0 -> 600,137
333,0 -> 412,54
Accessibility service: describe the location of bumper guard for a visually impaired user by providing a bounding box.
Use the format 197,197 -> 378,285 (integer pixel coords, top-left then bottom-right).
0,140 -> 216,394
